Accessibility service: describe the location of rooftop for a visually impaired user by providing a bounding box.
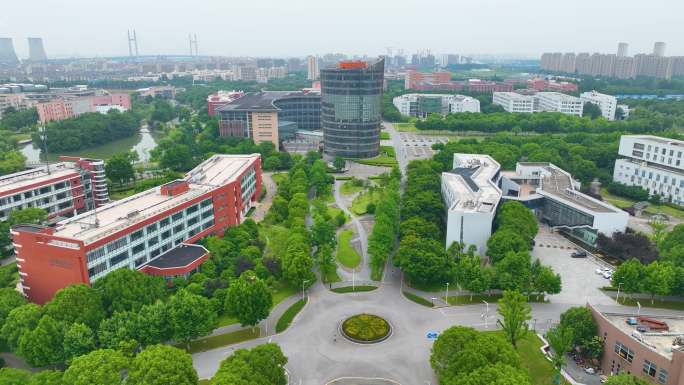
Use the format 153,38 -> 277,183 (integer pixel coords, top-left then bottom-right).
51,154 -> 258,244
494,92 -> 533,100
442,154 -> 501,214
215,90 -> 319,112
0,162 -> 80,195
537,91 -> 582,102
145,244 -> 208,270
623,135 -> 684,146
605,313 -> 684,360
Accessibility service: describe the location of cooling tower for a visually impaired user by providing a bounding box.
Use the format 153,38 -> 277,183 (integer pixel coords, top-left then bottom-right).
0,38 -> 19,63
27,37 -> 48,61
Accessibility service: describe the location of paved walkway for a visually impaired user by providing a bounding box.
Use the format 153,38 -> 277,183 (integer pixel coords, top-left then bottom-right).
333,180 -> 371,281
251,172 -> 276,222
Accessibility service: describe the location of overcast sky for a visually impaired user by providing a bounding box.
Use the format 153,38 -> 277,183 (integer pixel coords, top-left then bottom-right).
2,0 -> 682,59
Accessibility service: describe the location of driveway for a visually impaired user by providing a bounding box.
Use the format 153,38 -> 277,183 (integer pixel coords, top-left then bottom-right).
251,172 -> 276,222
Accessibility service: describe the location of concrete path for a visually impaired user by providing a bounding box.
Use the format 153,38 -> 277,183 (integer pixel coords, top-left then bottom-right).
333,179 -> 371,281
251,171 -> 276,222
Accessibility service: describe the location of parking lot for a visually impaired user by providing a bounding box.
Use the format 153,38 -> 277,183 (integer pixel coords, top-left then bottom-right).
397,133 -> 449,160
533,226 -> 616,305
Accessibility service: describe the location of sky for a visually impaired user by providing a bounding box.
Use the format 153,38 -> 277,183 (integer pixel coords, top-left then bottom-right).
1,0 -> 683,59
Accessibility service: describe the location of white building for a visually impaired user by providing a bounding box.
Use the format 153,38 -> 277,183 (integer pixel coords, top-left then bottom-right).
535,92 -> 583,116
442,153 -> 629,254
307,56 -> 319,81
580,90 -> 618,120
442,154 -> 502,255
392,93 -> 480,118
613,135 -> 684,205
492,92 -> 535,113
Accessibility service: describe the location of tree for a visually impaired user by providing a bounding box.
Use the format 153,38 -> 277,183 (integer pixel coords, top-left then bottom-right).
212,343 -> 288,385
546,325 -> 574,384
400,216 -> 440,240
281,240 -> 315,288
642,261 -> 675,303
531,261 -> 562,298
97,310 -> 140,350
333,156 -> 345,171
583,336 -> 604,359
583,102 -> 603,119
226,272 -> 272,328
497,290 -> 531,348
558,307 -> 597,348
18,315 -> 65,367
94,268 -> 166,314
1,303 -> 41,351
0,368 -> 32,385
611,259 -> 644,295
397,236 -> 454,285
311,217 -> 335,247
136,301 -> 172,347
495,251 -> 532,293
63,323 -> 96,364
456,255 -> 491,300
486,229 -> 529,263
43,284 -> 106,330
27,370 -> 65,385
0,288 -> 27,326
167,290 -> 217,348
62,349 -> 129,385
127,345 -> 198,385
604,374 -> 650,385
105,152 -> 136,185
449,363 -> 532,385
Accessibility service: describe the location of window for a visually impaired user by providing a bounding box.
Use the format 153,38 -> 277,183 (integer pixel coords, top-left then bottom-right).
174,224 -> 185,233
658,368 -> 668,384
88,262 -> 107,278
201,199 -> 212,207
148,236 -> 159,246
632,150 -> 644,157
134,257 -> 147,267
202,210 -> 213,220
633,143 -> 645,150
146,223 -> 158,234
172,212 -> 184,221
87,247 -> 106,263
150,248 -> 160,258
106,237 -> 128,253
161,243 -> 171,252
160,218 -> 170,227
132,243 -> 145,255
110,251 -> 129,266
614,341 -> 635,363
186,204 -> 199,215
161,230 -> 171,240
187,217 -> 199,226
643,360 -> 657,377
130,230 -> 144,241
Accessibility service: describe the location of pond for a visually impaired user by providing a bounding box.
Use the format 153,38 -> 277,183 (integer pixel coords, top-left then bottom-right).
21,128 -> 160,163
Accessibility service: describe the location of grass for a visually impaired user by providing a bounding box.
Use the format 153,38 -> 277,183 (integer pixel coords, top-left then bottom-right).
217,314 -> 238,327
403,291 -> 434,307
271,282 -> 297,308
394,122 -> 418,132
336,229 -> 362,269
334,176 -> 353,180
380,131 -> 390,140
182,328 -> 260,354
326,206 -> 347,225
275,298 -> 307,333
331,285 -> 378,293
322,268 -> 341,283
350,189 -> 382,215
600,187 -> 684,220
271,172 -> 288,185
379,145 -> 396,158
340,180 -> 364,195
614,296 -> 684,310
406,279 -> 457,293
354,156 -> 398,167
199,380 -> 210,385
262,224 -> 291,260
444,293 -> 547,305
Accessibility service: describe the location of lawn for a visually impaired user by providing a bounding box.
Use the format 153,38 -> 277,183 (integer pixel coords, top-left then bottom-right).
614,296 -> 684,310
183,328 -> 260,354
394,122 -> 418,132
322,268 -> 341,283
403,291 -> 433,307
406,279 -> 457,293
340,180 -> 364,196
444,293 -> 547,305
350,190 -> 382,215
379,145 -> 396,158
336,229 -> 361,269
600,187 -> 684,220
326,206 -> 347,225
354,156 -> 398,167
331,285 -> 378,293
275,298 -> 307,333
262,224 -> 291,259
217,314 -> 238,327
380,131 -> 391,140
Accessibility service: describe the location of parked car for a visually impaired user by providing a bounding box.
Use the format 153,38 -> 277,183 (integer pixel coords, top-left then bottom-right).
602,271 -> 613,279
637,326 -> 648,332
571,250 -> 587,258
595,268 -> 604,275
626,317 -> 638,325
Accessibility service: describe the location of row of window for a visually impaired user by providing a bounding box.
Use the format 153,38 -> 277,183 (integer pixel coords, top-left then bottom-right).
613,341 -> 668,384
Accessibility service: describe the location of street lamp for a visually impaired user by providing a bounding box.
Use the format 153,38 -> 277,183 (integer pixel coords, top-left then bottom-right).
301,279 -> 310,300
445,282 -> 450,305
431,297 -> 436,307
616,282 -> 624,304
482,300 -> 490,329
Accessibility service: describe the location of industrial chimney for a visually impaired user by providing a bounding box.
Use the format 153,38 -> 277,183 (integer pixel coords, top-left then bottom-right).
0,38 -> 19,63
27,37 -> 48,62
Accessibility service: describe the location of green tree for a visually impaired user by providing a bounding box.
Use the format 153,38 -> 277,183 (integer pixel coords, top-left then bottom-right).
168,290 -> 217,349
558,307 -> 598,348
546,325 -> 574,384
495,251 -> 532,293
642,261 -> 675,303
456,255 -> 491,300
105,152 -> 136,185
212,343 -> 287,385
63,323 -> 96,363
18,315 -> 65,367
400,217 -> 440,240
127,345 -> 198,385
1,303 -> 41,351
397,235 -> 454,285
611,259 -> 645,295
27,370 -> 65,385
583,336 -> 604,359
531,260 -> 562,298
62,349 -> 129,385
226,272 -> 272,328
43,284 -> 105,330
97,310 -> 140,350
333,156 -> 345,171
0,368 -> 32,385
449,363 -> 531,385
0,288 -> 27,326
94,268 -> 166,314
136,301 -> 172,347
583,102 -> 603,119
497,290 -> 531,348
487,229 -> 529,263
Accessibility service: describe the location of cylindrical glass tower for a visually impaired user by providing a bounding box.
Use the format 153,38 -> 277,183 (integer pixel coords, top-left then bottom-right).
321,58 -> 384,158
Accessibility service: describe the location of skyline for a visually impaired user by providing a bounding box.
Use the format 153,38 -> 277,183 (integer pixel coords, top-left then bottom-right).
2,0 -> 683,58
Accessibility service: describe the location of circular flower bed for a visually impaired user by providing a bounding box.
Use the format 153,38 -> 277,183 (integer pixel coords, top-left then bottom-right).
341,313 -> 391,343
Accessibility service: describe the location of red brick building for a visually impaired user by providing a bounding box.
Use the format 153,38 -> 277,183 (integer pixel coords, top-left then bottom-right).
12,154 -> 261,304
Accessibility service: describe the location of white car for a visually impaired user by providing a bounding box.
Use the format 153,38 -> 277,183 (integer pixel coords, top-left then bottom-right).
595,268 -> 604,275
602,271 -> 613,279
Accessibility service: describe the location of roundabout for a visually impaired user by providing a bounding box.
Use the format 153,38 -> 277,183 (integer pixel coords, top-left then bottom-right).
340,314 -> 392,344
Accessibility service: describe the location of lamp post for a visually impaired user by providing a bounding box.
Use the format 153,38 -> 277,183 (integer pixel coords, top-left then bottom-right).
431,297 -> 436,307
445,282 -> 450,305
302,279 -> 310,300
616,282 -> 624,304
637,301 -> 641,317
482,300 -> 490,329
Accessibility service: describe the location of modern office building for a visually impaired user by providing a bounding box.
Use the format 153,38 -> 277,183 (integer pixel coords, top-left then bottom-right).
442,154 -> 502,254
11,154 -> 261,304
321,58 -> 384,158
613,135 -> 684,205
36,93 -> 132,123
136,86 -> 177,99
535,92 -> 583,116
492,92 -> 535,113
588,304 -> 683,385
581,91 -> 619,120
442,153 -> 628,252
307,56 -> 319,81
215,89 -> 321,148
392,93 -> 480,118
0,157 -> 108,222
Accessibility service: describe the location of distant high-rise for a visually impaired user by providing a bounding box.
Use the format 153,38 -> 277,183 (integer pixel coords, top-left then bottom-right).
617,42 -> 629,57
27,37 -> 48,62
654,42 -> 666,57
321,58 -> 384,158
0,38 -> 19,63
307,56 -> 319,81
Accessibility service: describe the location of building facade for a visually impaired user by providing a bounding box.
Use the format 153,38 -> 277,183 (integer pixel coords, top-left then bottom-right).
307,56 -> 319,81
392,93 -> 480,118
613,135 -> 684,205
0,157 -> 108,222
321,58 -> 384,158
11,154 -> 261,304
36,93 -> 131,123
535,92 -> 583,116
206,90 -> 245,116
581,91 -> 619,120
492,92 -> 535,113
